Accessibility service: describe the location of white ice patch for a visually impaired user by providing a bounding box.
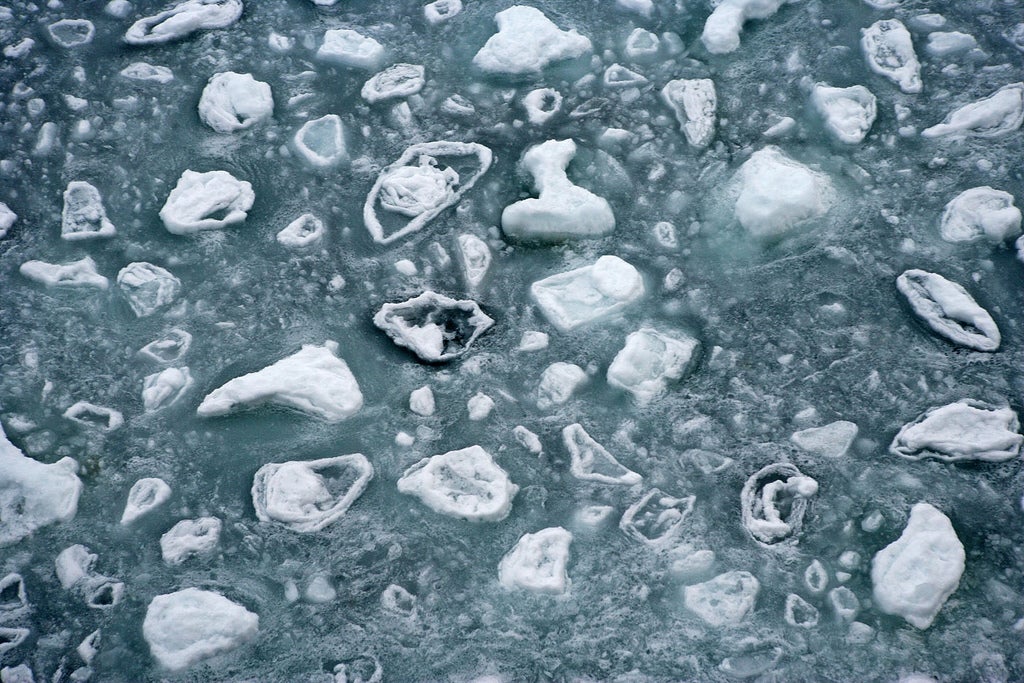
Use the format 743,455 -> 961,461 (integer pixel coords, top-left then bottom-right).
294,115 -> 347,169
409,386 -> 435,416
20,256 -> 108,289
522,88 -> 562,125
939,187 -> 1021,244
620,488 -> 695,547
661,78 -> 717,148
120,477 -> 172,525
63,402 -> 124,431
530,255 -> 644,332
537,362 -> 587,408
921,83 -> 1024,139
0,202 -> 16,238
810,83 -> 877,144
120,62 -> 174,83
733,147 -> 834,239
616,0 -> 653,18
361,64 -> 425,104
741,462 -> 818,546
896,269 -> 1000,352
317,29 -> 385,70
139,329 -> 192,364
563,423 -> 641,485
684,571 -> 760,626
701,0 -> 794,55
624,28 -> 660,62
277,213 -> 326,247
397,445 -> 518,522
785,593 -> 820,628
124,0 -> 243,45
252,453 -> 373,532
143,367 -> 193,412
117,262 -> 181,317
861,20 -> 922,94
498,527 -> 573,595
456,234 -> 491,288
473,6 -> 592,76
54,544 -> 124,609
143,588 -> 258,671
424,0 -> 462,25
160,517 -> 221,565
160,169 -> 254,234
198,72 -> 273,133
373,291 -> 494,362
467,392 -> 495,420
47,19 -> 95,47
790,420 -> 858,458
61,181 -> 115,241
890,399 -> 1022,463
607,328 -> 699,404
603,64 -> 647,88
926,31 -> 977,57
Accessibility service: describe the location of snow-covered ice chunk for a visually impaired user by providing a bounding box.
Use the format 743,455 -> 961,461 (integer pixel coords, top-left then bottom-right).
620,488 -> 695,547
518,331 -> 549,351
741,462 -> 818,546
317,29 -> 385,70
424,0 -> 462,24
607,328 -> 699,404
63,402 -> 124,431
47,19 -> 94,47
0,573 -> 28,615
871,503 -> 964,629
522,88 -> 562,125
456,234 -> 490,288
121,478 -> 172,525
530,255 -> 644,332
117,262 -> 181,317
940,187 -> 1021,244
0,628 -> 29,655
502,139 -> 615,241
617,0 -> 653,17
20,257 -> 108,289
361,64 -> 425,104
896,269 -> 1000,352
294,115 -> 347,169
811,84 -> 877,144
158,518 -> 219,566
277,213 -> 325,247
473,6 -> 591,76
684,571 -> 760,626
143,588 -> 258,671
701,0 -> 793,54
791,420 -> 858,458
364,141 -> 492,244
198,72 -> 273,133
373,291 -> 493,362
409,386 -> 435,416
922,83 -> 1024,139
926,31 -> 977,57
499,527 -> 573,595
785,593 -> 819,628
604,64 -> 647,88
380,584 -> 416,616
139,329 -> 192,364
252,454 -> 373,532
804,559 -> 828,594
397,445 -> 518,522
563,423 -> 641,485
0,203 -> 16,238
514,425 -> 543,454
861,20 -> 922,94
4,38 -> 35,59
537,362 -> 587,408
661,79 -> 716,148
734,147 -> 834,238
78,629 -> 100,664
159,169 -> 254,234
143,367 -> 193,412
124,0 -> 243,45
890,399 -> 1021,463
305,575 -> 336,603
198,342 -> 363,422
467,392 -> 494,420
120,62 -> 174,84
830,586 -> 859,621
54,545 -> 124,609
61,181 -> 115,241
624,27 -> 659,62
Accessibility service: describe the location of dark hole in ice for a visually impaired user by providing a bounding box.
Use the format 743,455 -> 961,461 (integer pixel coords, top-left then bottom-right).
89,584 -> 115,606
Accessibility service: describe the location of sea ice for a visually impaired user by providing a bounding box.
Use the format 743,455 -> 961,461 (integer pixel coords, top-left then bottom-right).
896,269 -> 1000,352
456,234 -> 491,288
624,28 -> 660,62
397,445 -> 518,522
741,462 -> 818,546
160,517 -> 221,565
0,203 -> 16,238
830,586 -> 859,621
890,399 -> 1022,463
522,88 -> 562,125
159,169 -> 254,234
294,115 -> 347,169
143,588 -> 258,671
926,31 -> 977,57
139,329 -> 192,364
124,0 -> 243,45
530,255 -> 644,332
603,64 -> 647,88
563,423 -> 641,485
921,83 -> 1024,139
0,629 -> 29,656
785,593 -> 820,628
473,6 -> 591,76
409,386 -> 436,416
61,181 -> 115,241
373,291 -> 494,362
277,213 -> 326,247
54,545 -> 124,608
252,454 -> 373,532
467,393 -> 494,420
498,527 -> 573,595
684,571 -> 760,626
120,478 -> 172,525
361,64 -> 425,104
63,402 -> 124,431
733,147 -> 834,238
0,573 -> 28,615
861,20 -> 922,94
513,425 -> 543,454
661,79 -> 717,148
142,367 -> 193,412
537,362 -> 587,408
120,62 -> 174,83
701,0 -> 794,54
317,29 -> 386,70
424,0 -> 462,25
791,421 -> 858,458
117,262 -> 181,317
620,488 -> 695,547
607,328 -> 699,403
47,19 -> 94,47
804,560 -> 828,594
939,187 -> 1021,243
811,84 -> 877,144
198,72 -> 273,133
20,257 -> 108,289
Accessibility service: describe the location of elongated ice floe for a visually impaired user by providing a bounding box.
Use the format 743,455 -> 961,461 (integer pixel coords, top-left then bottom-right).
121,477 -> 172,525
125,0 -> 243,45
159,170 -> 254,235
143,367 -> 193,411
811,84 -> 877,144
55,544 -> 124,609
871,503 -> 964,629
455,234 -> 491,288
252,453 -> 373,532
791,420 -> 858,458
939,187 -> 1021,243
198,342 -> 362,422
607,328 -> 699,403
861,20 -> 922,94
47,19 -> 95,47
896,269 -> 1000,352
531,255 -> 644,332
373,291 -> 493,362
143,588 -> 258,671
277,213 -> 325,247
198,72 -> 273,133
361,64 -> 425,104
499,527 -> 573,595
473,6 -> 591,76
120,62 -> 174,83
620,488 -> 695,546
397,445 -> 518,521
684,571 -> 760,625
890,400 -> 1022,463
563,423 -> 641,485
63,402 -> 124,431
117,262 -> 181,317
425,0 -> 462,24
20,256 -> 108,289
921,83 -> 1024,139
701,0 -> 793,54
741,462 -> 818,546
661,78 -> 716,148
61,181 -> 115,240
733,147 -> 834,238
317,29 -> 385,70
294,115 -> 347,169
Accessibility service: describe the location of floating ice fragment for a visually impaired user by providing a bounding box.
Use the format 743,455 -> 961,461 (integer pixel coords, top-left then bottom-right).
374,291 -> 493,362
293,115 -> 347,169
513,425 -> 542,454
603,64 -> 647,88
63,402 -> 123,431
333,655 -> 383,683
499,527 -> 573,595
160,517 -> 221,565
0,628 -> 28,655
61,181 -> 115,241
624,28 -> 659,62
124,0 -> 243,45
926,31 -> 977,57
442,94 -> 475,117
734,147 -> 834,239
784,593 -> 819,628
790,420 -> 858,458
829,586 -> 859,621
198,72 -> 272,133
380,584 -> 416,616
47,19 -> 94,47
467,393 -> 494,421
55,545 -> 124,609
0,574 -> 27,615
277,213 -> 325,247
890,399 -> 1021,463
473,6 -> 591,76
518,331 -> 549,351
143,367 -> 193,412
661,79 -> 716,148
684,571 -> 760,626
305,575 -> 336,603
317,29 -> 385,70
701,0 -> 794,54
896,269 -> 999,351
741,463 -> 818,546
424,0 -> 462,24
409,386 -> 435,416
120,62 -> 174,83
940,187 -> 1021,243
563,423 -> 641,485
78,629 -> 100,664
143,588 -> 258,671
620,488 -> 695,547
455,234 -> 490,288
684,448 -> 734,474
871,503 -> 964,629
861,20 -> 922,94
397,445 -> 518,522
198,342 -> 363,422
616,0 -> 653,17
522,88 -> 562,125
159,170 -> 254,234
361,64 -> 425,104
530,255 -> 644,332
811,84 -> 877,144
3,38 -> 34,59
252,454 -> 373,532
139,329 -> 191,364
0,203 -> 16,238
537,362 -> 587,408
20,257 -> 108,289
607,328 -> 699,404
121,478 -> 172,525
922,83 -> 1024,139
117,262 -> 181,317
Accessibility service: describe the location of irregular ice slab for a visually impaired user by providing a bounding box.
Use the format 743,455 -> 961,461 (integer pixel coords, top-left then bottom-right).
734,147 -> 834,238
0,573 -> 28,614
294,115 -> 347,169
501,139 -> 615,241
624,27 -> 660,62
563,423 -> 641,485
361,64 -> 425,104
373,291 -> 494,362
940,187 -> 1021,244
117,262 -> 181,317
20,257 -> 108,289
198,72 -> 273,133
537,362 -> 587,408
159,170 -> 254,234
143,367 -> 193,412
791,420 -> 858,458
603,64 -> 647,88
467,392 -> 495,420
0,628 -> 29,655
161,517 -> 221,565
701,0 -> 793,54
530,255 -> 644,332
54,544 -> 124,608
926,31 -> 976,57
896,269 -> 1000,352
921,83 -> 1024,139
397,445 -> 518,522
890,400 -> 1022,463
425,0 -> 462,24
61,181 -> 115,241
620,488 -> 695,547
198,342 -> 362,422
120,62 -> 174,83
473,6 -> 591,75
661,79 -> 717,148
277,213 -> 325,247
785,593 -> 820,628
139,329 -> 192,364
253,454 -> 372,532
741,462 -> 818,546
63,402 -> 124,431
121,478 -> 172,525
125,0 -> 242,45
456,234 -> 491,288
0,424 -> 82,547
684,571 -> 760,626
364,141 -> 492,244
47,19 -> 94,47
811,84 -> 877,144
861,20 -> 922,94
499,527 -> 573,595
607,328 -> 699,404
617,0 -> 653,17
0,202 -> 16,238
871,503 -> 964,629
409,386 -> 435,416
522,88 -> 562,125
317,29 -> 385,70
144,588 -> 258,671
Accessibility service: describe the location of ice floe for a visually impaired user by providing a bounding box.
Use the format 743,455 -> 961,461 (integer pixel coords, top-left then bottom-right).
661,78 -> 717,148
139,329 -> 192,364
373,291 -> 494,362
159,169 -> 254,234
607,328 -> 699,404
198,72 -> 273,133
409,386 -> 436,416
252,453 -> 373,532
63,402 -> 124,431
896,269 -> 1000,352
160,517 -> 221,565
861,20 -> 922,94
20,256 -> 108,289
120,62 -> 174,83
0,573 -> 28,615
890,399 -> 1022,463
563,423 -> 641,485
294,115 -> 347,169
277,213 -> 326,247
397,445 -> 518,522
121,477 -> 172,525
467,392 -> 494,420
785,593 -> 819,628
124,0 -> 243,45
603,64 -> 647,88
143,367 -> 193,412
0,203 -> 15,238
684,571 -> 760,626
473,6 -> 592,76
55,544 -> 124,609
361,64 -> 425,104
498,527 -> 573,595
514,425 -> 543,454
117,262 -> 181,317
741,462 -> 818,546
47,19 -> 94,48
424,0 -> 462,24
317,29 -> 386,70
522,88 -> 562,125
143,588 -> 258,671
456,234 -> 491,288
733,147 -> 834,238
939,187 -> 1021,243
701,0 -> 793,54
537,362 -> 587,408
926,31 -> 977,57
530,255 -> 644,332
620,488 -> 695,547
624,27 -> 660,62
811,84 -> 877,144
61,181 -> 115,241
791,420 -> 858,458
921,83 -> 1024,139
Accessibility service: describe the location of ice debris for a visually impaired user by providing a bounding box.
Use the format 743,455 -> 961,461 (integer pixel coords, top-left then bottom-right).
620,488 -> 695,547
139,329 -> 192,364
811,84 -> 877,144
373,291 -> 494,362
397,445 -> 518,522
143,367 -> 193,411
733,147 -> 834,238
117,262 -> 181,317
120,62 -> 174,83
63,402 -> 124,431
121,478 -> 172,525
47,19 -> 94,47
20,257 -> 108,289
0,629 -> 28,656
0,203 -> 15,238
785,593 -> 820,628
317,29 -> 385,70
409,386 -> 436,416
861,20 -> 922,94
0,573 -> 28,615
143,588 -> 258,671
159,169 -> 254,234
277,213 -> 325,247
252,454 -> 373,532
424,0 -> 462,25
791,421 -> 858,458
499,527 -> 573,595
55,544 -> 124,608
160,517 -> 221,565
198,72 -> 273,133
522,88 -> 562,125
294,115 -> 347,169
456,234 -> 491,288
607,328 -> 699,404
563,423 -> 641,485
701,0 -> 794,54
467,392 -> 494,420
124,0 -> 243,45
896,269 -> 1000,352
684,571 -> 760,626
923,83 -> 1024,139
741,463 -> 818,546
537,362 -> 587,408
473,6 -> 592,76
530,255 -> 644,332
940,187 -> 1021,244
661,78 -> 717,148
61,181 -> 115,241
890,399 -> 1022,463
361,64 -> 425,104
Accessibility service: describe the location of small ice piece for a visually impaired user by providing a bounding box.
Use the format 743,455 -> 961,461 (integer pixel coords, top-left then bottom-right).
0,574 -> 28,614
784,593 -> 819,628
829,586 -> 859,621
198,72 -> 273,133
661,79 -> 716,148
939,187 -> 1021,244
684,571 -> 760,626
620,488 -> 695,547
896,269 -> 1000,352
441,94 -> 476,117
142,367 -> 193,412
513,425 -> 543,454
537,362 -> 587,408
563,423 -> 641,485
277,213 -> 325,247
293,115 -> 347,169
890,399 -> 1022,463
317,29 -> 385,70
397,445 -> 518,522
252,454 -> 373,532
733,147 -> 834,239
121,478 -> 172,525
926,31 -> 977,57
518,331 -> 549,351
498,527 -> 573,595
117,262 -> 181,317
0,202 -> 16,238
921,83 -> 1024,139
804,560 -> 828,594
54,545 -> 124,609
120,62 -> 174,83
871,503 -> 964,629
523,88 -> 563,125
20,257 -> 108,289
3,38 -> 35,59
47,19 -> 95,47
373,291 -> 494,362
473,6 -> 592,76
139,329 -> 192,364
61,181 -> 116,241
124,0 -> 243,45
811,84 -> 877,144
0,628 -> 29,655
861,20 -> 922,94
741,463 -> 818,546
701,0 -> 793,54
305,575 -> 336,603
198,341 -> 363,422
361,64 -> 425,104
143,588 -> 258,671
467,393 -> 495,420
78,629 -> 100,664
159,169 -> 254,234
424,0 -> 462,24
617,0 -> 653,17
380,584 -> 416,616
456,234 -> 491,288
607,328 -> 699,404
531,255 -> 644,332
409,386 -> 435,416
501,139 -> 615,241
790,420 -> 858,458
624,28 -> 659,62
604,64 -> 647,88
63,402 -> 123,431
160,517 -> 221,565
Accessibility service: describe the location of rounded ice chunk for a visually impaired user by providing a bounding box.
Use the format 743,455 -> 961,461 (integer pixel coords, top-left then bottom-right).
921,83 -> 1024,139
159,169 -> 254,234
537,362 -> 587,408
143,588 -> 258,671
498,527 -> 573,595
521,88 -> 562,125
397,445 -> 518,522
790,420 -> 858,458
896,269 -> 1000,352
456,234 -> 491,288
861,20 -> 922,94
277,213 -> 325,247
0,202 -> 16,238
317,29 -> 385,70
361,64 -> 425,104
120,62 -> 174,83
293,115 -> 347,169
940,187 -> 1021,243
160,517 -> 221,565
607,328 -> 699,404
47,19 -> 95,47
734,147 -> 833,238
117,262 -> 181,317
810,84 -> 877,144
473,6 -> 592,76
61,181 -> 115,241
890,399 -> 1022,463
142,367 -> 193,412
741,462 -> 818,546
530,255 -> 644,332
701,0 -> 793,55
198,72 -> 272,133
684,571 -> 760,626
124,0 -> 243,45
120,478 -> 172,525
424,0 -> 462,24
252,453 -> 373,532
